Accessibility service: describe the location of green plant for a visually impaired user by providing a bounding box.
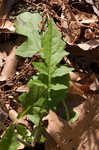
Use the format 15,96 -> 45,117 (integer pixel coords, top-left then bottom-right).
18,17 -> 72,145
0,12 -> 73,149
15,12 -> 41,57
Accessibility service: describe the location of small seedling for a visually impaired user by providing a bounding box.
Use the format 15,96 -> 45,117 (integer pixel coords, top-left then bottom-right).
0,12 -> 74,149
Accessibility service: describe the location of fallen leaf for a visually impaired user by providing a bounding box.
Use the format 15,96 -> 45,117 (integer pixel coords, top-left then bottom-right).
15,12 -> 41,57
61,1 -> 81,44
90,77 -> 99,91
16,85 -> 29,93
78,39 -> 99,50
9,109 -> 28,127
0,45 -> 19,81
0,20 -> 15,32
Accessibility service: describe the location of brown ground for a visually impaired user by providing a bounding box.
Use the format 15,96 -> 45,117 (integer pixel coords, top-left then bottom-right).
45,93 -> 99,150
0,0 -> 99,150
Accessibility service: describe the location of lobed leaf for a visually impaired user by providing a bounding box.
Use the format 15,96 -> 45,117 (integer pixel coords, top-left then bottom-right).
33,62 -> 48,75
27,114 -> 40,126
19,78 -> 47,109
51,83 -> 68,91
15,12 -> 41,57
52,66 -> 73,78
41,19 -> 66,67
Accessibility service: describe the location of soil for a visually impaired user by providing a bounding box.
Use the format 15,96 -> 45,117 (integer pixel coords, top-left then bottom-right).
0,0 -> 99,150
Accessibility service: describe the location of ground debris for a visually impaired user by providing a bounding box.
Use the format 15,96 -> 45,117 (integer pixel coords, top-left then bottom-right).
0,1 -> 99,150
26,0 -> 99,50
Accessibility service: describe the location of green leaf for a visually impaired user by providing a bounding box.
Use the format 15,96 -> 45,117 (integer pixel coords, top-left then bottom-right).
38,20 -> 69,106
41,19 -> 66,68
16,125 -> 28,139
33,97 -> 46,107
50,75 -> 70,109
50,89 -> 66,110
15,12 -> 41,57
31,105 -> 47,117
33,62 -> 48,75
38,134 -> 46,143
52,74 -> 70,89
31,79 -> 47,88
37,128 -> 46,143
27,114 -> 40,126
19,79 -> 47,109
51,83 -> 68,90
17,106 -> 32,119
52,66 -> 73,77
0,124 -> 20,150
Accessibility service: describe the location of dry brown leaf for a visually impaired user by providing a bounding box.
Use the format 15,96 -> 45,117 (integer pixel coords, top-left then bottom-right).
16,85 -> 29,93
90,77 -> 99,91
43,110 -> 71,150
60,1 -> 99,50
9,109 -> 28,127
69,72 -> 86,81
78,39 -> 99,50
61,1 -> 81,44
0,0 -> 6,17
68,81 -> 86,98
0,20 -> 15,32
0,0 -> 17,27
0,51 -> 7,72
0,46 -> 19,81
44,94 -> 99,150
72,7 -> 98,24
0,107 -> 8,122
69,73 -> 96,95
45,133 -> 60,150
85,0 -> 99,17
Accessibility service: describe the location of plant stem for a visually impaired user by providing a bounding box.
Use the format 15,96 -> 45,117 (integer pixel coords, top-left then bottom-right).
17,136 -> 32,148
62,100 -> 70,121
31,125 -> 40,147
47,54 -> 51,105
